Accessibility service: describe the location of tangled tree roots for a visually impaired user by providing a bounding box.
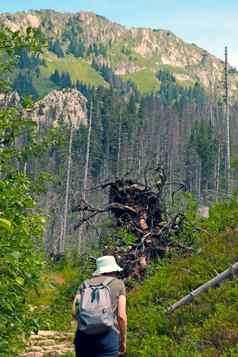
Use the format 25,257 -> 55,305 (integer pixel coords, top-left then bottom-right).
74,166 -> 189,278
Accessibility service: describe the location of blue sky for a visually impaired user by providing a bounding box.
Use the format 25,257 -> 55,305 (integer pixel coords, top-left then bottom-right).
1,0 -> 237,67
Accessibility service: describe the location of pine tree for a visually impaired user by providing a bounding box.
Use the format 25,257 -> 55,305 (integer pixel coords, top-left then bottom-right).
48,39 -> 64,58
60,72 -> 72,88
50,69 -> 61,85
68,39 -> 85,58
13,72 -> 38,99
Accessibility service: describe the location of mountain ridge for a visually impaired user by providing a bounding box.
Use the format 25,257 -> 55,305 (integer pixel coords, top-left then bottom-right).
1,9 -> 238,95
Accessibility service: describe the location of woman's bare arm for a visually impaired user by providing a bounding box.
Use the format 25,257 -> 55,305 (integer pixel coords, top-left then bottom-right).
118,295 -> 127,355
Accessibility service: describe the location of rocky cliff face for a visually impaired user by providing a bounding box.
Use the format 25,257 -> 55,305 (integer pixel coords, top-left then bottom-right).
0,91 -> 20,108
0,89 -> 87,128
1,10 -> 238,94
31,89 -> 87,128
29,89 -> 88,253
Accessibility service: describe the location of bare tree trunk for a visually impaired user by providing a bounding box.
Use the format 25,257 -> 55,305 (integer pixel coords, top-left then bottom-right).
168,260 -> 238,313
78,101 -> 93,254
197,160 -> 201,200
59,121 -> 73,254
226,103 -> 231,194
117,108 -> 122,177
215,143 -> 221,200
23,162 -> 27,175
224,47 -> 231,195
169,159 -> 173,202
57,215 -> 64,255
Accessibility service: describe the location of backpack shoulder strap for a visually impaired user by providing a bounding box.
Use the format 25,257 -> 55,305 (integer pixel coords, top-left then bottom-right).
81,277 -> 115,290
102,276 -> 115,287
80,280 -> 91,290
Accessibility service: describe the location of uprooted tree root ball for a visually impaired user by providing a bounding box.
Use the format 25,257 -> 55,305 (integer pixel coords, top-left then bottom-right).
73,166 -> 190,278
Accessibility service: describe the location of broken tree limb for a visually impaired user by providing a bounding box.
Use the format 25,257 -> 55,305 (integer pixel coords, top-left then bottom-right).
167,260 -> 238,313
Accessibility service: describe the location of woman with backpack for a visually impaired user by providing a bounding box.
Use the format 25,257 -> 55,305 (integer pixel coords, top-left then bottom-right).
72,255 -> 127,356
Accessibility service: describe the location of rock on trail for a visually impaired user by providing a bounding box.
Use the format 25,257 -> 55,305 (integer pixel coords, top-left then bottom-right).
23,330 -> 74,357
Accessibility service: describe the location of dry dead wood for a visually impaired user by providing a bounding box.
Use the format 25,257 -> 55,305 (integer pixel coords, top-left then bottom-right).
73,166 -> 190,277
167,261 -> 238,313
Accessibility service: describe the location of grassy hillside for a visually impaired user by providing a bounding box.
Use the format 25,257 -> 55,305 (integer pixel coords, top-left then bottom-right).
127,198 -> 238,356
40,53 -> 106,87
33,77 -> 59,98
124,70 -> 161,93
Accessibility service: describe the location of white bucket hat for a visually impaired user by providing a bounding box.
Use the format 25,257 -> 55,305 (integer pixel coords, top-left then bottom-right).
93,256 -> 123,276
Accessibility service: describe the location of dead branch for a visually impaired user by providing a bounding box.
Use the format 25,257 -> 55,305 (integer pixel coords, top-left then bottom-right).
73,166 -> 189,278
167,261 -> 238,313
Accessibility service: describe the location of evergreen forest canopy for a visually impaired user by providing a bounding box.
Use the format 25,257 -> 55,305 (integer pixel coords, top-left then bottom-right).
1,15 -> 238,357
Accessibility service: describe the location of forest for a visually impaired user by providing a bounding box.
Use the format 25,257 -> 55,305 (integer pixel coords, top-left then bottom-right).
1,20 -> 238,357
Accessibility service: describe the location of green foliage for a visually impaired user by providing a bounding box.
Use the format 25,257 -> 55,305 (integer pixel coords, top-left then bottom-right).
169,192 -> 199,247
124,70 -> 161,93
0,26 -> 58,356
13,71 -> 39,99
115,229 -> 136,246
156,70 -> 205,113
50,69 -> 72,88
0,174 -> 45,355
24,196 -> 238,356
204,194 -> 238,233
68,38 -> 85,58
231,155 -> 238,178
172,192 -> 198,220
0,26 -> 45,92
48,39 -> 64,58
0,26 -> 45,54
40,53 -> 106,88
33,258 -> 95,331
62,17 -> 83,41
99,228 -> 136,255
16,48 -> 43,69
87,42 -> 108,57
192,121 -> 216,178
157,70 -> 178,105
126,198 -> 238,356
187,120 -> 217,191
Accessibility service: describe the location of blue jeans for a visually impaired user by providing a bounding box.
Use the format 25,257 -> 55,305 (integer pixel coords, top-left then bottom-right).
74,328 -> 120,357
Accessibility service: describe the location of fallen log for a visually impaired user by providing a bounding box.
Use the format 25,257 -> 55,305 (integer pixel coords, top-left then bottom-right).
167,260 -> 238,313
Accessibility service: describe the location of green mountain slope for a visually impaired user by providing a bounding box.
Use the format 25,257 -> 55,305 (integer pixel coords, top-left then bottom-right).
41,53 -> 106,86
124,70 -> 160,93
1,10 -> 238,94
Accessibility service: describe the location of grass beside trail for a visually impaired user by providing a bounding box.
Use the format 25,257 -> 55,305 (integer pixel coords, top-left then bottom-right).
127,198 -> 238,356
28,264 -> 85,332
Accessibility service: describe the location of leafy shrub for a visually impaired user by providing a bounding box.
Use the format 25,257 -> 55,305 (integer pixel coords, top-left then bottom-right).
0,174 -> 45,355
33,257 -> 95,331
126,197 -> 238,356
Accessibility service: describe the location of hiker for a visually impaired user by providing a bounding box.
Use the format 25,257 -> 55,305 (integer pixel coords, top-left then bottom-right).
72,255 -> 127,356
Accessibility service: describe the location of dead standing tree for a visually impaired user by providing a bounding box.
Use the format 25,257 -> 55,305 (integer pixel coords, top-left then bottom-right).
73,166 -> 187,278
